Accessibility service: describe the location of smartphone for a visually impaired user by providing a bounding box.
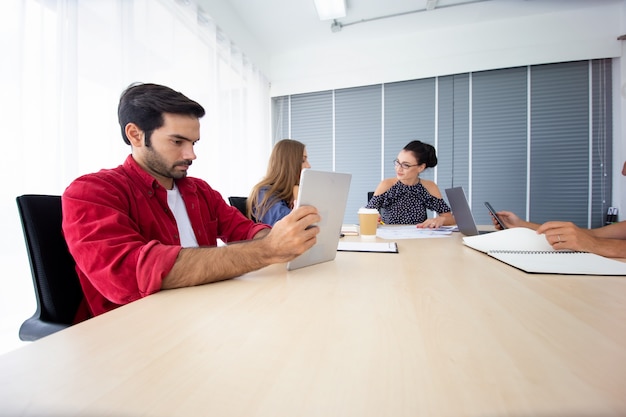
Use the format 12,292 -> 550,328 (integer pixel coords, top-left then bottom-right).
484,201 -> 507,230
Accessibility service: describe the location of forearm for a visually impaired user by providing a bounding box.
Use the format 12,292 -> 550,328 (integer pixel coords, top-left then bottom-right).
589,221 -> 626,240
253,228 -> 270,239
162,205 -> 320,290
585,238 -> 626,258
162,239 -> 278,289
517,220 -> 540,230
584,222 -> 626,257
440,212 -> 455,226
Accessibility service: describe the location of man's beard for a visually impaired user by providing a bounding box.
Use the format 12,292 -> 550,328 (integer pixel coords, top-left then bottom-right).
145,147 -> 192,179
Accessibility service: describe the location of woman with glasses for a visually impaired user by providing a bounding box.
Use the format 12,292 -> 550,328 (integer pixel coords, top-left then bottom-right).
249,139 -> 311,226
366,140 -> 454,227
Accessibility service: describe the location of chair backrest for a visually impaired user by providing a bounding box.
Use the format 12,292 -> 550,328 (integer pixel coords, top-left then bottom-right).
367,191 -> 374,202
228,196 -> 248,217
16,194 -> 83,341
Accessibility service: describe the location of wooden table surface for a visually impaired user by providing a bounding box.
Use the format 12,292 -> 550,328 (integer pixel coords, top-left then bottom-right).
1,232 -> 625,416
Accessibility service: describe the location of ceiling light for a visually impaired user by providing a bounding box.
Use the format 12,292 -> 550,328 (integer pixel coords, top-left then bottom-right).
330,19 -> 343,32
313,0 -> 346,21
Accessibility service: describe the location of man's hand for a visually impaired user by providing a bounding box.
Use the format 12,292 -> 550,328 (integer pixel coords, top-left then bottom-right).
261,205 -> 320,263
536,221 -> 594,252
493,210 -> 538,230
417,212 -> 454,229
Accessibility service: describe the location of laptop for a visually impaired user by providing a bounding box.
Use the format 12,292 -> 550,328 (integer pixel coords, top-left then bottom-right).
286,169 -> 352,271
444,186 -> 491,236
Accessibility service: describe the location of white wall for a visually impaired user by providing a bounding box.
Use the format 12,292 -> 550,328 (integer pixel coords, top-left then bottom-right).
201,2 -> 626,97
196,0 -> 270,75
267,5 -> 623,96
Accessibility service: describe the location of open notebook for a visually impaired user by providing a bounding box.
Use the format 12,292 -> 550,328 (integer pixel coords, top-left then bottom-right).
463,227 -> 626,276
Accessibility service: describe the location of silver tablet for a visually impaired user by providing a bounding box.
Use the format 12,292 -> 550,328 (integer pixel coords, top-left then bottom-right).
286,169 -> 352,271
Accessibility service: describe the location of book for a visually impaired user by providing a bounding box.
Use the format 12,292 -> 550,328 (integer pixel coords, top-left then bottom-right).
337,241 -> 398,253
340,224 -> 359,236
462,227 -> 626,276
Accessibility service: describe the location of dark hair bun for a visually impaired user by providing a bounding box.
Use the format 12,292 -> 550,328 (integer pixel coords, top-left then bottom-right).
403,140 -> 437,168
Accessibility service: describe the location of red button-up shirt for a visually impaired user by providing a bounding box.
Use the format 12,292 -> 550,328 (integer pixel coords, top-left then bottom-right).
62,155 -> 269,321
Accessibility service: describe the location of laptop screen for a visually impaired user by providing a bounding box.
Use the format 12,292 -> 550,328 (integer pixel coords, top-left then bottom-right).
444,186 -> 481,236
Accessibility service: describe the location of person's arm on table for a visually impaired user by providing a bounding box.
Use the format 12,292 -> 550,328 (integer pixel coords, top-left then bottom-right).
162,206 -> 319,289
416,179 -> 455,228
493,210 -> 540,230
536,221 -> 626,258
417,211 -> 455,228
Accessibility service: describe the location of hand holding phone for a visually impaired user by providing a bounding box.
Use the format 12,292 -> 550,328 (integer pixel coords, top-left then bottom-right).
484,201 -> 507,230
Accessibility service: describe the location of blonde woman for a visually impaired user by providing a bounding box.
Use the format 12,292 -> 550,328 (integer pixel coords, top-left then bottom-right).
249,139 -> 311,225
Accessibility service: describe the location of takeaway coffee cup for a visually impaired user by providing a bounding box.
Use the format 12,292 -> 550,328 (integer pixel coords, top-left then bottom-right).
358,208 -> 379,237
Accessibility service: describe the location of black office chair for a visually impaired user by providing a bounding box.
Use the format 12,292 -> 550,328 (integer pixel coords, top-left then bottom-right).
16,194 -> 83,341
367,191 -> 374,202
228,196 -> 249,217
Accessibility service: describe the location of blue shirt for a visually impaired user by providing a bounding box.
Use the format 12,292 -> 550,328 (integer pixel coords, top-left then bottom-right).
253,187 -> 292,226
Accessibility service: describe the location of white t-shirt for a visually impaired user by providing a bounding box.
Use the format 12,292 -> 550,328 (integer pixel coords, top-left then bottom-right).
167,184 -> 199,248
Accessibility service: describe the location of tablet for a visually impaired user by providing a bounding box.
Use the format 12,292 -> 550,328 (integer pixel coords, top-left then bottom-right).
286,169 -> 352,271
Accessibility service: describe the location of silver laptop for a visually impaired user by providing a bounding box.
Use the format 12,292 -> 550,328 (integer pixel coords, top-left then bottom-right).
286,169 -> 352,271
444,186 -> 490,236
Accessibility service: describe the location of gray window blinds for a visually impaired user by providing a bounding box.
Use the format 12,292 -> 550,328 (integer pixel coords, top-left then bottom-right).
437,74 -> 470,195
591,59 -> 613,227
335,86 -> 382,219
530,61 -> 591,226
383,79 -> 436,181
273,59 -> 612,226
470,66 -> 528,225
290,91 -> 334,172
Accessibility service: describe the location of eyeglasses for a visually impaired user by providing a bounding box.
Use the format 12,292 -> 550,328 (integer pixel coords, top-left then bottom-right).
393,159 -> 419,170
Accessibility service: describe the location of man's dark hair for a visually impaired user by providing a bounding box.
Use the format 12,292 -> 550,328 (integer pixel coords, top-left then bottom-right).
117,83 -> 206,146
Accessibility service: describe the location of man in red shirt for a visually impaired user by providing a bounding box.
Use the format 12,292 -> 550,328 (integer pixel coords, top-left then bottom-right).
62,83 -> 320,321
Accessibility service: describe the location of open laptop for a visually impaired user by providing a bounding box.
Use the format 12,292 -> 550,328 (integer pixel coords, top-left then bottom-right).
286,169 -> 352,271
444,186 -> 491,236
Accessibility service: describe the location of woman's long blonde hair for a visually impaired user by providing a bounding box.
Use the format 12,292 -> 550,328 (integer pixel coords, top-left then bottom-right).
248,139 -> 306,221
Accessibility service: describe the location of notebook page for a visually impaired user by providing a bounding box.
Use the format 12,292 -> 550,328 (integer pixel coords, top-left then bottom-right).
462,227 -> 554,253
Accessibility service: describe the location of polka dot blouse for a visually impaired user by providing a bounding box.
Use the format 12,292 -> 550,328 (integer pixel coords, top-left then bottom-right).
365,179 -> 451,225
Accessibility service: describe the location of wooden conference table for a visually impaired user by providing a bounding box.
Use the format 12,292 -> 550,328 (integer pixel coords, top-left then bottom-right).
1,231 -> 625,416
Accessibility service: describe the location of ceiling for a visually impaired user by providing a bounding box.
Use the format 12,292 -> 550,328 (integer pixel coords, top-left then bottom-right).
202,0 -> 620,60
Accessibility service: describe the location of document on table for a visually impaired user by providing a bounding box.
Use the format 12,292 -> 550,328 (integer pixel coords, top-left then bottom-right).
337,241 -> 398,253
376,225 -> 455,240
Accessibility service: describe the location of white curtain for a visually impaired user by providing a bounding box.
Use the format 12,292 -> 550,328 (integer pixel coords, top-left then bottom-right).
0,0 -> 271,353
